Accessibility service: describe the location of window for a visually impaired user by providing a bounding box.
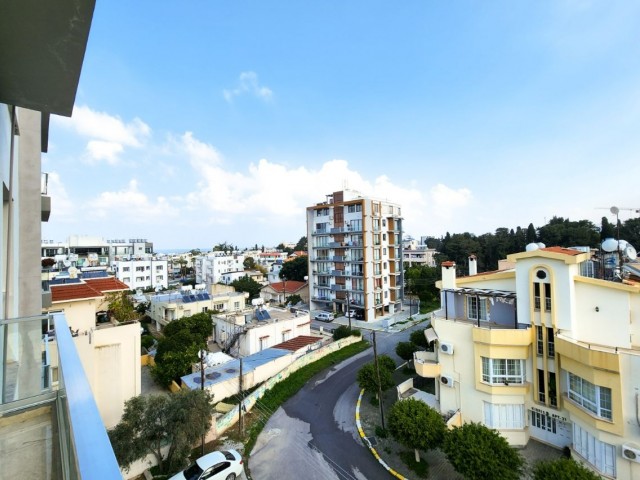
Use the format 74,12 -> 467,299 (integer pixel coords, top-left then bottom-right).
549,372 -> 557,407
537,369 -> 546,403
481,358 -> 525,385
156,265 -> 163,271
544,283 -> 552,311
534,283 -> 541,310
531,411 -> 556,433
467,296 -> 487,321
483,402 -> 524,429
547,327 -> 555,357
215,303 -> 224,311
234,302 -> 240,310
202,307 -> 208,313
573,423 -> 616,477
567,373 -> 612,420
156,275 -> 163,280
347,204 -> 361,213
259,337 -> 269,351
123,267 -> 130,272
123,277 -> 130,283
536,326 -> 544,356
136,266 -> 144,272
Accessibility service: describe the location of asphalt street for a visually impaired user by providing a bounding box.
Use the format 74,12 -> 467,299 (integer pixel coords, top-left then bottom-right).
249,323 -> 425,480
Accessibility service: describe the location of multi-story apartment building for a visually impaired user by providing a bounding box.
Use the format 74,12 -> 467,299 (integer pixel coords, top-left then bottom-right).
41,235 -> 155,268
306,190 -> 404,321
413,246 -> 640,479
1,2 -> 121,478
111,257 -> 169,291
195,251 -> 245,286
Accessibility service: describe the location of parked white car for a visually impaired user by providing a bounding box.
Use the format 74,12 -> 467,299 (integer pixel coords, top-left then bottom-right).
314,311 -> 334,322
169,450 -> 244,480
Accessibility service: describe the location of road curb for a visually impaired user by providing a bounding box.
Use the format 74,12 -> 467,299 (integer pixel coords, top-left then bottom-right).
355,388 -> 408,480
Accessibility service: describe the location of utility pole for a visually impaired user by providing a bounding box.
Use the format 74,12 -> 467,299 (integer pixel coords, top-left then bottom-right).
238,357 -> 244,437
346,291 -> 351,330
199,349 -> 205,455
372,331 -> 385,429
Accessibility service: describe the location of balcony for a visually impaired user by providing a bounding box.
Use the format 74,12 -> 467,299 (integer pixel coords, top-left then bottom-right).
331,270 -> 345,276
330,284 -> 346,291
332,255 -> 346,262
330,227 -> 346,234
0,313 -> 120,479
312,296 -> 332,302
414,351 -> 441,378
328,242 -> 342,248
41,172 -> 51,222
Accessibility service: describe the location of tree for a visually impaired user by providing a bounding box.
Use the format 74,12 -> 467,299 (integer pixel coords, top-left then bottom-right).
357,363 -> 394,396
108,389 -> 215,474
42,257 -> 56,268
230,275 -> 262,300
277,242 -> 294,255
189,248 -> 201,256
243,256 -> 256,270
279,255 -> 309,282
293,236 -> 307,252
162,312 -> 212,343
443,422 -> 524,480
395,341 -> 419,362
532,458 -> 602,480
409,330 -> 429,349
152,330 -> 202,386
526,223 -> 537,244
106,292 -> 139,322
600,216 -> 615,241
388,398 -> 446,462
286,293 -> 302,305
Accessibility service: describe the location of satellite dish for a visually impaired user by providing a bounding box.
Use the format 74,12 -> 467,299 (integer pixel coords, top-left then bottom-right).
63,259 -> 72,267
525,243 -> 539,252
618,240 -> 628,250
610,206 -> 620,215
602,238 -> 618,253
625,245 -> 637,261
537,242 -> 546,249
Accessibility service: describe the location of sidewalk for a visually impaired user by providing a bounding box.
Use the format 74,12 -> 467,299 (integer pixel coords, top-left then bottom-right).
356,384 -> 564,479
333,308 -> 431,333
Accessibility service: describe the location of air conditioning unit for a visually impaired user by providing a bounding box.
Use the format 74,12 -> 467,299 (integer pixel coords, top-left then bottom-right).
622,443 -> 640,463
440,375 -> 455,388
439,342 -> 454,355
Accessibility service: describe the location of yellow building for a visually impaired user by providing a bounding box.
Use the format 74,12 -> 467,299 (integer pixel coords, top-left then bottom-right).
46,277 -> 141,428
418,248 -> 640,479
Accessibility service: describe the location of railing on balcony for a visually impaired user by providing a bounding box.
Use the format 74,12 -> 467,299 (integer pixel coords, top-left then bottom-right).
331,270 -> 345,276
331,284 -> 346,291
328,242 -> 342,248
312,296 -> 332,302
0,313 -> 121,479
332,256 -> 346,262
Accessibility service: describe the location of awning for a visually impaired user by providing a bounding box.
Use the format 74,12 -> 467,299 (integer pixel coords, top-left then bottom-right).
425,328 -> 438,344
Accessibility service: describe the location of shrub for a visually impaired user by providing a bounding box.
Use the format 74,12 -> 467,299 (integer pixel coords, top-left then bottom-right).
141,335 -> 154,350
333,325 -> 353,340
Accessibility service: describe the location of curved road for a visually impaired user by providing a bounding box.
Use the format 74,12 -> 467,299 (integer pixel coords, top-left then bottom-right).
249,324 -> 425,480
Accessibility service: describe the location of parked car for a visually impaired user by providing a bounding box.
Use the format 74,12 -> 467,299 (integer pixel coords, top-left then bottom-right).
345,310 -> 356,318
314,311 -> 334,322
169,450 -> 244,480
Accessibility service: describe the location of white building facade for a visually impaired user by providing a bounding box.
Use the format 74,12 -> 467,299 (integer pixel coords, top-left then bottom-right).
111,258 -> 168,291
195,252 -> 245,286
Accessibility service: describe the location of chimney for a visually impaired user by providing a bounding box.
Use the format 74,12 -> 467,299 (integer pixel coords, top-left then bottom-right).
468,255 -> 477,276
441,261 -> 457,289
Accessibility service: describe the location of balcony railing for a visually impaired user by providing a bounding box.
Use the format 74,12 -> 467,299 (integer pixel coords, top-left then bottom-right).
1,313 -> 121,479
330,284 -> 345,291
332,256 -> 346,262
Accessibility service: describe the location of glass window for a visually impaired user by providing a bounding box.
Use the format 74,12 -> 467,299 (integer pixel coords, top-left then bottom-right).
547,327 -> 555,357
483,402 -> 524,429
481,358 -> 525,385
467,297 -> 487,320
573,423 -> 616,477
567,372 -> 612,420
536,326 -> 544,356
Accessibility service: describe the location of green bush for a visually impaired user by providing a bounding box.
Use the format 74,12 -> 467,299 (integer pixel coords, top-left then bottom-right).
350,328 -> 361,337
532,458 -> 602,480
141,335 -> 154,350
375,425 -> 388,438
333,325 -> 353,340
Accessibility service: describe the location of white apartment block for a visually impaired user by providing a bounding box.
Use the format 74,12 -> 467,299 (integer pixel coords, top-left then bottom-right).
195,251 -> 245,285
111,258 -> 168,291
306,190 -> 404,321
411,246 -> 640,479
403,244 -> 438,268
41,235 -> 155,268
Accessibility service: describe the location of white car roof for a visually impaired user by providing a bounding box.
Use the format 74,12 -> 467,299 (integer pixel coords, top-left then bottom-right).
196,451 -> 226,469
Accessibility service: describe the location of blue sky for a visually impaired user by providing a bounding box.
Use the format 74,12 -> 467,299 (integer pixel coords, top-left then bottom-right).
42,1 -> 640,250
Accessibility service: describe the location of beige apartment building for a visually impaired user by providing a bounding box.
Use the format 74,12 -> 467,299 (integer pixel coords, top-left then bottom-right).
306,190 -> 404,321
412,247 -> 640,479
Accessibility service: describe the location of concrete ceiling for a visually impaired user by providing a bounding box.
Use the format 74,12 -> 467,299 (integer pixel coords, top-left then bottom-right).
0,0 -> 96,117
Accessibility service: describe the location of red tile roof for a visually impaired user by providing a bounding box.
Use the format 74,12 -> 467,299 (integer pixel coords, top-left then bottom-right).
272,335 -> 322,351
540,247 -> 584,256
442,261 -> 456,267
51,283 -> 103,303
85,277 -> 130,293
270,281 -> 307,293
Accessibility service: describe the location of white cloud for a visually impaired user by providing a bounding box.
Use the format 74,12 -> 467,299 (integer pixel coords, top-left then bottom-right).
45,172 -> 75,223
430,184 -> 473,219
86,179 -> 179,222
53,105 -> 151,163
223,71 -> 273,103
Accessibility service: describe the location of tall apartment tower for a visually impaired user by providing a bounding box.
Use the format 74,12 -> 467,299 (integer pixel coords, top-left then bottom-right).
306,190 -> 404,321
